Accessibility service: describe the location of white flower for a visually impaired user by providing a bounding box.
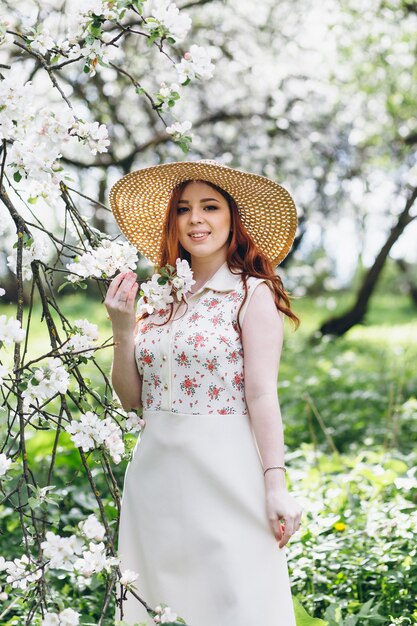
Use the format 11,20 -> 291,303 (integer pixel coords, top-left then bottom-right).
42,613 -> 60,626
159,82 -> 179,98
58,608 -> 80,626
175,44 -> 214,83
166,120 -> 192,137
5,554 -> 42,590
62,319 -> 99,357
67,412 -> 125,464
29,29 -> 56,55
123,411 -> 146,433
120,569 -> 139,586
136,258 -> 195,314
78,514 -> 106,541
7,237 -> 52,281
155,605 -> 178,623
137,273 -> 174,315
176,258 -> 194,281
74,541 -> 110,577
41,531 -> 84,570
0,453 -> 12,477
42,608 -> 80,626
0,315 -> 26,345
0,287 -> 5,296
22,358 -> 70,408
145,0 -> 192,42
69,120 -> 110,155
66,239 -> 138,283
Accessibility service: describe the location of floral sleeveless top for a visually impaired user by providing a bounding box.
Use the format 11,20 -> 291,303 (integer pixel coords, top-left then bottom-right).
134,261 -> 272,415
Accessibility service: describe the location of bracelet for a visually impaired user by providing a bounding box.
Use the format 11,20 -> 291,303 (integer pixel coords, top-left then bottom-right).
263,465 -> 287,477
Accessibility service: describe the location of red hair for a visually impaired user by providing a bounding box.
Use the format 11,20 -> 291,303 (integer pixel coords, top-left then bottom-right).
136,179 -> 300,337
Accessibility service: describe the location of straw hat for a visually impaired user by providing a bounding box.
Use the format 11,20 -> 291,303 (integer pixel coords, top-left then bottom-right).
109,159 -> 298,266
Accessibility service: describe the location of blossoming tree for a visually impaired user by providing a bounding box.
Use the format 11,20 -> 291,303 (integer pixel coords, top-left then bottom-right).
0,1 -> 214,623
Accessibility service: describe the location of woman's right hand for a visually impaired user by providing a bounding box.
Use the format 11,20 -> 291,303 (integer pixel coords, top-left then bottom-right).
104,271 -> 139,338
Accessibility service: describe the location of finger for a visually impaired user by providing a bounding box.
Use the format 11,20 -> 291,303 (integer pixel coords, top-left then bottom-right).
268,516 -> 282,541
279,519 -> 296,548
106,271 -> 132,299
125,282 -> 139,307
114,274 -> 138,302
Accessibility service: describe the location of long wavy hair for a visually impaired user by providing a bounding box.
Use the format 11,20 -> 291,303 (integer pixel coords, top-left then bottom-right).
136,179 -> 300,339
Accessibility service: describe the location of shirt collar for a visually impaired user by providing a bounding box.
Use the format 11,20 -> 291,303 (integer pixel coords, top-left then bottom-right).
188,260 -> 242,298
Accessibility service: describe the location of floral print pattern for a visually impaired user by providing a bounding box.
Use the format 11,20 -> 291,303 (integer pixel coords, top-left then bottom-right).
134,275 -> 266,415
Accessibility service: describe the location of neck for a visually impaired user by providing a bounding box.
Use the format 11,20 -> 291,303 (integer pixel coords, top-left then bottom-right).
188,256 -> 227,292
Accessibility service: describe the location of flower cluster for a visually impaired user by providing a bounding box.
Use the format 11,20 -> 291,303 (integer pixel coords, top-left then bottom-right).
144,0 -> 192,43
122,410 -> 146,434
166,119 -> 192,140
105,406 -> 145,434
0,74 -> 110,203
156,81 -> 181,112
175,44 -> 215,83
27,2 -> 124,76
0,315 -> 25,346
154,604 -> 179,624
66,239 -> 138,283
7,236 -> 52,281
78,514 -> 106,542
119,568 -> 139,587
137,258 -> 195,316
69,120 -> 110,155
22,358 -> 70,409
62,319 -> 99,358
42,608 -> 80,626
66,411 -> 125,464
39,514 -> 118,588
0,554 -> 42,590
41,532 -> 84,571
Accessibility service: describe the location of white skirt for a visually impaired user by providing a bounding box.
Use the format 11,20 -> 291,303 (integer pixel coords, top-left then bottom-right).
116,409 -> 296,626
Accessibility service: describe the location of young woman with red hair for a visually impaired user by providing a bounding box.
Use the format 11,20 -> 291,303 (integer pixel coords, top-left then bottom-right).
107,160 -> 303,625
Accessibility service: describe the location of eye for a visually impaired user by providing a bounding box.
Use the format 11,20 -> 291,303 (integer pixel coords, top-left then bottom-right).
177,205 -> 218,214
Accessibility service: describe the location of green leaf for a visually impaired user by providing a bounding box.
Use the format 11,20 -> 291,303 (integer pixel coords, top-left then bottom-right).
293,596 -> 328,626
13,171 -> 22,183
57,282 -> 69,293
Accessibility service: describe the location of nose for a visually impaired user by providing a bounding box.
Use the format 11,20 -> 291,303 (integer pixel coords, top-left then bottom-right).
188,207 -> 204,224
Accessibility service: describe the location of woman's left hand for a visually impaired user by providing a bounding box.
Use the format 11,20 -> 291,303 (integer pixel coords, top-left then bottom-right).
265,483 -> 303,548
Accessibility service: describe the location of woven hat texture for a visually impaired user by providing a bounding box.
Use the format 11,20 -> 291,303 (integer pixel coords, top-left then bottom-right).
109,159 -> 298,266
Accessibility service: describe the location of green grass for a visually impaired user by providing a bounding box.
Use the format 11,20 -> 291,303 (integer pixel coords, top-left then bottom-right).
1,289 -> 417,624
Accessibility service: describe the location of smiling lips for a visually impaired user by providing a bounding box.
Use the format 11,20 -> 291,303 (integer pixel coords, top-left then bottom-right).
189,232 -> 211,241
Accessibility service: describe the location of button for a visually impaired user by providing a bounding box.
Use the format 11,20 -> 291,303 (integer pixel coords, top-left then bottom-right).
162,355 -> 167,361
163,383 -> 168,390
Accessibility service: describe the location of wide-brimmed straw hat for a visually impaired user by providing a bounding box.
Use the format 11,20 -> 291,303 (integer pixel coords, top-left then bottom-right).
109,159 -> 298,266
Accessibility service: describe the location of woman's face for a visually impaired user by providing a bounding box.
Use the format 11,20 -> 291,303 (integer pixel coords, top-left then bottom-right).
176,181 -> 231,262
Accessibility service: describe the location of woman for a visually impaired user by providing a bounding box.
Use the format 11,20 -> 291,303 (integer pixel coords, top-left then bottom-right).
107,159 -> 303,625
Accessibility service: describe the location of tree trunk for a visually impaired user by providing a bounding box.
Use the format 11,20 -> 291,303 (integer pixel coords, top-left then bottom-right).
319,186 -> 417,336
396,258 -> 417,306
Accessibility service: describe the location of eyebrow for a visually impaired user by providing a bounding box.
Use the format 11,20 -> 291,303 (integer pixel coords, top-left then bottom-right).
177,198 -> 220,204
